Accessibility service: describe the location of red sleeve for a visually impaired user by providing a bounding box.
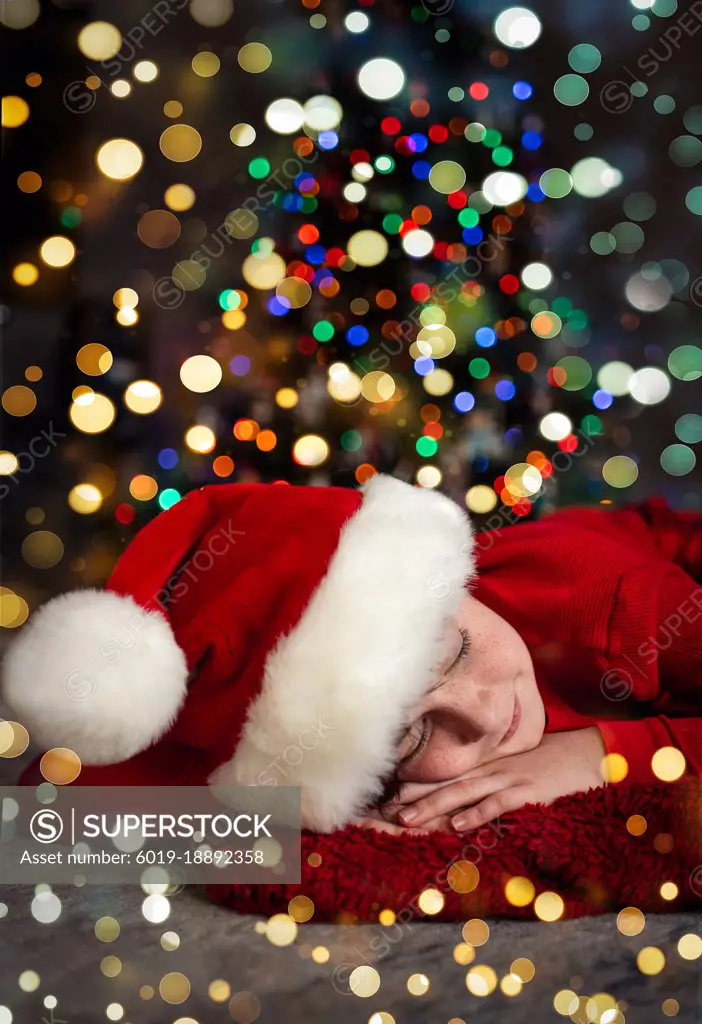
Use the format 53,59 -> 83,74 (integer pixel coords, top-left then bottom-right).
563,501 -> 702,779
629,499 -> 702,582
596,550 -> 702,782
596,716 -> 702,783
542,500 -> 702,780
548,499 -> 702,581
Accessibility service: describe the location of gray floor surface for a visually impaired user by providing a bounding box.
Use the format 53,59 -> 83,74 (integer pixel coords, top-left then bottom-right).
2,716 -> 701,1023
1,882 -> 701,1023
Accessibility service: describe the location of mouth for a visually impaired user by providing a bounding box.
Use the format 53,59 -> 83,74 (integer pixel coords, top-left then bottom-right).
501,694 -> 521,745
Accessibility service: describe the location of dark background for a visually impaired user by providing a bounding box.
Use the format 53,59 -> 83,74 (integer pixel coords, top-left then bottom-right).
2,0 -> 701,623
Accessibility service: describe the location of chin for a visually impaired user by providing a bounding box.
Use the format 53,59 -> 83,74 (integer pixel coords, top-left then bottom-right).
511,674 -> 546,752
522,697 -> 546,750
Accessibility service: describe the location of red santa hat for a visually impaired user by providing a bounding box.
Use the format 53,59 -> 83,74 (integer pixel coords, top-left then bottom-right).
2,475 -> 474,832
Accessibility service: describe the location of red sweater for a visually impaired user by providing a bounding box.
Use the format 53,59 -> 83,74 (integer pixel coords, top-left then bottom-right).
474,499 -> 702,784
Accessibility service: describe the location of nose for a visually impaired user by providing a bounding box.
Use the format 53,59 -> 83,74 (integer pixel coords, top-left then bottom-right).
408,685 -> 511,781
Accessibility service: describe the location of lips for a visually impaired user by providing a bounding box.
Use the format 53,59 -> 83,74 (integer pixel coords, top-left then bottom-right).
502,694 -> 521,745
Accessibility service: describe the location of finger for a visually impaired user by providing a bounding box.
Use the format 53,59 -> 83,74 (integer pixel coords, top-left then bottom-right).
376,799 -> 404,823
451,786 -> 530,832
400,781 -> 449,801
350,816 -> 408,836
418,814 -> 453,833
379,782 -> 446,823
389,817 -> 450,836
398,774 -> 504,826
358,806 -> 386,821
393,769 -> 485,807
382,780 -> 446,815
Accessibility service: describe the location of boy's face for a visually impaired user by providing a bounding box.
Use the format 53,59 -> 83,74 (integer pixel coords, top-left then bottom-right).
395,593 -> 546,783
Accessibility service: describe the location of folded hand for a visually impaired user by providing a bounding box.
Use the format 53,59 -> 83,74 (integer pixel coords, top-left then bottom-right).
379,727 -> 607,833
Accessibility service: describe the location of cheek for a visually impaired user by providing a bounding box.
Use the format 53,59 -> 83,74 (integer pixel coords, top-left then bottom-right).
465,600 -> 528,676
471,640 -> 522,688
414,733 -> 484,782
480,616 -> 532,684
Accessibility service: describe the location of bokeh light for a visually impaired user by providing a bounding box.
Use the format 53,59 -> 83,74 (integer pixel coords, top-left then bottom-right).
358,58 -> 405,100
96,139 -> 144,180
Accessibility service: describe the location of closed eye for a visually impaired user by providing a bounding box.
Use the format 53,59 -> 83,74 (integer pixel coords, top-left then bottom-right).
397,628 -> 472,767
453,626 -> 472,670
397,717 -> 430,769
428,626 -> 471,693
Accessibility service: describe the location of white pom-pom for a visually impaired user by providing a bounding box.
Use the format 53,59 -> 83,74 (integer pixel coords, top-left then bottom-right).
2,589 -> 188,764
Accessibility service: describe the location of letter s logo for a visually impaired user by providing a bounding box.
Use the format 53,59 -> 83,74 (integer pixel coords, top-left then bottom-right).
30,809 -> 64,843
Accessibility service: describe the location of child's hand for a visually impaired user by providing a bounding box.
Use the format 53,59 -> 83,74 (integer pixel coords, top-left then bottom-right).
354,802 -> 454,835
352,805 -> 452,835
390,727 -> 607,832
351,814 -> 421,835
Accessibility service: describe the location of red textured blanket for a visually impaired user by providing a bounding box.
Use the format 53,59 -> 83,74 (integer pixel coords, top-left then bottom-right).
207,781 -> 702,921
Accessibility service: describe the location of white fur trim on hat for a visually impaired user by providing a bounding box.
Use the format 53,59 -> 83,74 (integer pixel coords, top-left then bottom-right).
2,590 -> 188,764
209,474 -> 475,832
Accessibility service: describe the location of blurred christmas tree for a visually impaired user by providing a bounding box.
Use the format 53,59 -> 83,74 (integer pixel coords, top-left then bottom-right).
2,0 -> 701,621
